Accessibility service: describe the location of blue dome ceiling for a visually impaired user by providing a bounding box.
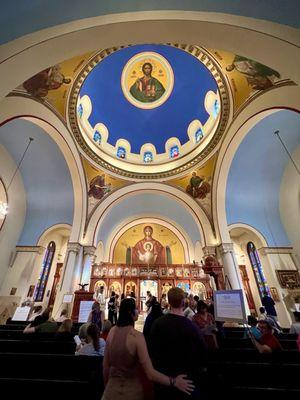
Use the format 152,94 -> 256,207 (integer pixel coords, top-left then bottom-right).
78,44 -> 219,154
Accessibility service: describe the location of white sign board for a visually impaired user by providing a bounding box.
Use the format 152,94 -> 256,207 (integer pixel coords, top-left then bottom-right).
78,301 -> 94,323
12,306 -> 31,321
63,294 -> 74,304
214,290 -> 247,323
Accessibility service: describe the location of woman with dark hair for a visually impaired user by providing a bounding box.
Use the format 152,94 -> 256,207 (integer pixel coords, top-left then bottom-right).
102,298 -> 194,399
143,301 -> 163,346
88,301 -> 104,331
193,300 -> 218,349
76,323 -> 105,356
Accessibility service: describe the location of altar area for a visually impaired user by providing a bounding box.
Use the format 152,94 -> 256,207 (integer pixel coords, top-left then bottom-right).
89,260 -> 224,311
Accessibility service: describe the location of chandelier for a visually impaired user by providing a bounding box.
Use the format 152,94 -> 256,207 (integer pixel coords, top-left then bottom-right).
0,201 -> 8,219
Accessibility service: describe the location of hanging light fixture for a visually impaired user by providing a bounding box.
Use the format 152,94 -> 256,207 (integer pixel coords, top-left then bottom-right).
0,201 -> 8,219
0,137 -> 34,219
274,130 -> 300,175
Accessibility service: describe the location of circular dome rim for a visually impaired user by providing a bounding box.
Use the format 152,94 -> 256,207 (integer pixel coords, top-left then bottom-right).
68,43 -> 230,180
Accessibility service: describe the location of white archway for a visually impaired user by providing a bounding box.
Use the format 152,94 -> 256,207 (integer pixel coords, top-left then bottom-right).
228,223 -> 268,248
212,85 -> 300,244
107,216 -> 192,263
36,223 -> 71,246
84,183 -> 216,248
0,11 -> 299,102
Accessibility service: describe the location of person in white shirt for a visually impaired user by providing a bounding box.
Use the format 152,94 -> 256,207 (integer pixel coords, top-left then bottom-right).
75,323 -> 105,357
95,286 -> 106,312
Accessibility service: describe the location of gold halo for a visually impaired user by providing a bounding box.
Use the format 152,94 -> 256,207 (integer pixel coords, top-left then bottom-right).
143,241 -> 154,251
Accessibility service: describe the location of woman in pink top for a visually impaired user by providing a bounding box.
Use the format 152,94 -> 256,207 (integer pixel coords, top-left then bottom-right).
102,298 -> 194,400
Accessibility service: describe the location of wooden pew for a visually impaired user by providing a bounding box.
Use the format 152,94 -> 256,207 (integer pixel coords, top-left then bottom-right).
0,339 -> 76,354
207,349 -> 300,399
0,353 -> 104,398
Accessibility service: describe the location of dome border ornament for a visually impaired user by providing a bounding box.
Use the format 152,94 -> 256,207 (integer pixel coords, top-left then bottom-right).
68,44 -> 230,180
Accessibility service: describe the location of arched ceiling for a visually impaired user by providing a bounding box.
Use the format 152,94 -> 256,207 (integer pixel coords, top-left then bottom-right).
1,0 -> 299,45
96,192 -> 201,248
0,119 -> 74,245
226,109 -> 300,247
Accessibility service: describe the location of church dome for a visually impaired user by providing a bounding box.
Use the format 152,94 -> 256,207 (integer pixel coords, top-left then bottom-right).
68,44 -> 230,179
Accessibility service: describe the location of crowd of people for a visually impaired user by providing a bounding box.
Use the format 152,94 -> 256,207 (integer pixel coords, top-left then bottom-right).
17,286 -> 300,399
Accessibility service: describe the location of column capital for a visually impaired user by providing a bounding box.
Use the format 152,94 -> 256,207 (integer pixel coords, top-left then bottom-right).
218,243 -> 234,255
67,242 -> 82,254
202,246 -> 216,257
83,246 -> 96,256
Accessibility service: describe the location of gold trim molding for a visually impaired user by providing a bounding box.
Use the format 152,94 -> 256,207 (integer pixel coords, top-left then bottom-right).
68,44 -> 230,180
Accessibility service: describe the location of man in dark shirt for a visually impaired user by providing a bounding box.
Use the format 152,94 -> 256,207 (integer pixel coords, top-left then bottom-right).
262,292 -> 277,318
149,287 -> 206,399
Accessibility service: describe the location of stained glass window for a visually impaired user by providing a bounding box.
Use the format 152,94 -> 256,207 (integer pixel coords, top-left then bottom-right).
93,131 -> 101,145
34,241 -> 56,302
247,241 -> 269,298
77,104 -> 83,118
143,151 -> 153,163
117,146 -> 126,159
213,99 -> 220,118
195,128 -> 204,143
170,145 -> 179,158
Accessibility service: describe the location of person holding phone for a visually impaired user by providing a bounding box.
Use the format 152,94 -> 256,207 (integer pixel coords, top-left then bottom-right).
75,323 -> 105,356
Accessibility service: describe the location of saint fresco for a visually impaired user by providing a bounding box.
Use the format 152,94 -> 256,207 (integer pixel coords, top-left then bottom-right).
113,223 -> 185,264
132,226 -> 166,265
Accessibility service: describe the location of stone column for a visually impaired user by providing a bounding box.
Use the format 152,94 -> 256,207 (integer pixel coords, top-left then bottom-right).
81,246 -> 96,288
218,243 -> 243,290
52,242 -> 81,318
218,242 -> 250,315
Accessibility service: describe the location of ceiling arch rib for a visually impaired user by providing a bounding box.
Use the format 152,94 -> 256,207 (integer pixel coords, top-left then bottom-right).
0,119 -> 74,246
213,85 -> 300,244
0,12 -> 299,100
1,2 -> 299,45
0,96 -> 87,244
85,183 -> 215,249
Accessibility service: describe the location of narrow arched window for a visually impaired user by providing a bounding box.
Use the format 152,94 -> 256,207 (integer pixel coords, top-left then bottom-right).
34,241 -> 56,302
247,241 -> 269,298
126,247 -> 132,265
166,246 -> 172,265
